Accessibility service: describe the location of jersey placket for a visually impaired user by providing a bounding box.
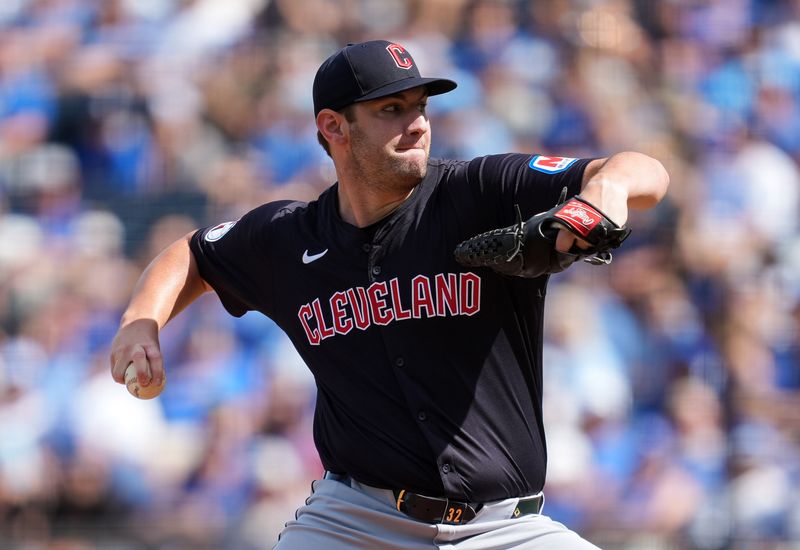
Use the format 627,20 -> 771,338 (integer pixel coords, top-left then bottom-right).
365,220 -> 467,498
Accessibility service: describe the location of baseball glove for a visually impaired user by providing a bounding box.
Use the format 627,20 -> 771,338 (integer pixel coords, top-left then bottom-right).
453,190 -> 631,278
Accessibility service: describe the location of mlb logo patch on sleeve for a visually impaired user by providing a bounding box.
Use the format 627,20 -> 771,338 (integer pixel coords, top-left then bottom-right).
528,155 -> 578,173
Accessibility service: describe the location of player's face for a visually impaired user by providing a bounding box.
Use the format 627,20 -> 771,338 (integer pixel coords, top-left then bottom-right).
347,87 -> 431,190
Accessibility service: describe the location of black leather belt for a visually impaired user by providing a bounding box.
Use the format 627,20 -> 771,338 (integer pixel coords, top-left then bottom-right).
392,489 -> 544,525
322,472 -> 543,525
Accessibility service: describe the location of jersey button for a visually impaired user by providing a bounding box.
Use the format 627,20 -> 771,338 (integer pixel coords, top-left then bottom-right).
362,243 -> 371,253
395,357 -> 404,368
371,266 -> 381,276
441,463 -> 451,474
417,410 -> 427,421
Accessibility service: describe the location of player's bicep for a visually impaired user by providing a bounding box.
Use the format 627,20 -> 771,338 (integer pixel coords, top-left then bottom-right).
475,153 -> 593,223
445,154 -> 593,239
519,155 -> 594,213
190,212 -> 273,316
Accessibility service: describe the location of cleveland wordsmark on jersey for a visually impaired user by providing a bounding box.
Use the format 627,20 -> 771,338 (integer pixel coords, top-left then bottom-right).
296,272 -> 481,345
190,154 -> 590,502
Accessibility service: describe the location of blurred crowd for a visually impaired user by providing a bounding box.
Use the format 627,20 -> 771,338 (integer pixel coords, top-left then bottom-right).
1,0 -> 799,548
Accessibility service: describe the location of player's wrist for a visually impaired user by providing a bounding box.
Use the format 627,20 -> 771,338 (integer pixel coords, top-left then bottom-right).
580,176 -> 628,226
118,313 -> 163,333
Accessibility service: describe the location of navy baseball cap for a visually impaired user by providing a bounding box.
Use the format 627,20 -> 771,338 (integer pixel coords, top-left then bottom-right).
313,40 -> 457,116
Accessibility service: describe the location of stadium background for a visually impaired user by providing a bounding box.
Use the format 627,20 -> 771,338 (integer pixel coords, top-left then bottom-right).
1,0 -> 799,548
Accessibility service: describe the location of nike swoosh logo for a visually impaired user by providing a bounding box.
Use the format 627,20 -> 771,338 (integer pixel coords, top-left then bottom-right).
302,249 -> 328,264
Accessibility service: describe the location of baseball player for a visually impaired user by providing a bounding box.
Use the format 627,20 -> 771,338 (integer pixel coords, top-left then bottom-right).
110,40 -> 669,548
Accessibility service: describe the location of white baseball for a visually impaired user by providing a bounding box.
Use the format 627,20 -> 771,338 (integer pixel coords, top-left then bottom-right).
124,363 -> 166,400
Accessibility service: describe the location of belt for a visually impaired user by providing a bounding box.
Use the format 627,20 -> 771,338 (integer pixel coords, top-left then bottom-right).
323,472 -> 543,525
392,489 -> 544,525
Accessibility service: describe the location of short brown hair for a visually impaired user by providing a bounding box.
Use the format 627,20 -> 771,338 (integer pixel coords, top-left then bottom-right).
317,104 -> 357,157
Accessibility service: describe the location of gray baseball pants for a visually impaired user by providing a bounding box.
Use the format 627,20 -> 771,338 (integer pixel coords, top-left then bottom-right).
274,474 -> 600,549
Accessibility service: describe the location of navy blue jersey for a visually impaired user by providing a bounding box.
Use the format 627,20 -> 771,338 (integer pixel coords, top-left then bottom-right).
190,154 -> 590,502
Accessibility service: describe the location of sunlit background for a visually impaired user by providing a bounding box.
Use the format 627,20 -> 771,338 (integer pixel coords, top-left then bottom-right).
1,0 -> 799,548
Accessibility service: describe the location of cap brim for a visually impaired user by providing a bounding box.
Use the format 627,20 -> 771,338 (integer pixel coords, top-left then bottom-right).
355,77 -> 457,104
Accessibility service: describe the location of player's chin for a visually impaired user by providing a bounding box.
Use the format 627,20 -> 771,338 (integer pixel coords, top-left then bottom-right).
393,161 -> 427,184
392,149 -> 428,177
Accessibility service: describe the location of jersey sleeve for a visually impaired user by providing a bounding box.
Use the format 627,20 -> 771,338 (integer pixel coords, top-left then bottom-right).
190,201 -> 293,317
465,153 -> 594,225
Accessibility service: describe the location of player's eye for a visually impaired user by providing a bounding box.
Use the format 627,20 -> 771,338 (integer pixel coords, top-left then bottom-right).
380,101 -> 426,115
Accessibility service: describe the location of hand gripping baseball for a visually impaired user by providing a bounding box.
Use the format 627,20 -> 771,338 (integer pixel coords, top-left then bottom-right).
453,191 -> 631,278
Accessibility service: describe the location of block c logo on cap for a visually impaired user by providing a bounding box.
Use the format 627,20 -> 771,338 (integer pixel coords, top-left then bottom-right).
386,43 -> 413,70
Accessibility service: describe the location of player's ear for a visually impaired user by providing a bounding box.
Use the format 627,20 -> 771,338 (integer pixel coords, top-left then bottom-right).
317,109 -> 347,148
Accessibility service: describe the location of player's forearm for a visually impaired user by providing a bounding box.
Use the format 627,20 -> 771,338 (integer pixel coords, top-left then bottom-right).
120,231 -> 211,330
580,152 -> 670,224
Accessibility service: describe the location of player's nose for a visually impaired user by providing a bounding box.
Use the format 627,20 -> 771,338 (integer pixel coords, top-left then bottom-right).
406,112 -> 429,136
